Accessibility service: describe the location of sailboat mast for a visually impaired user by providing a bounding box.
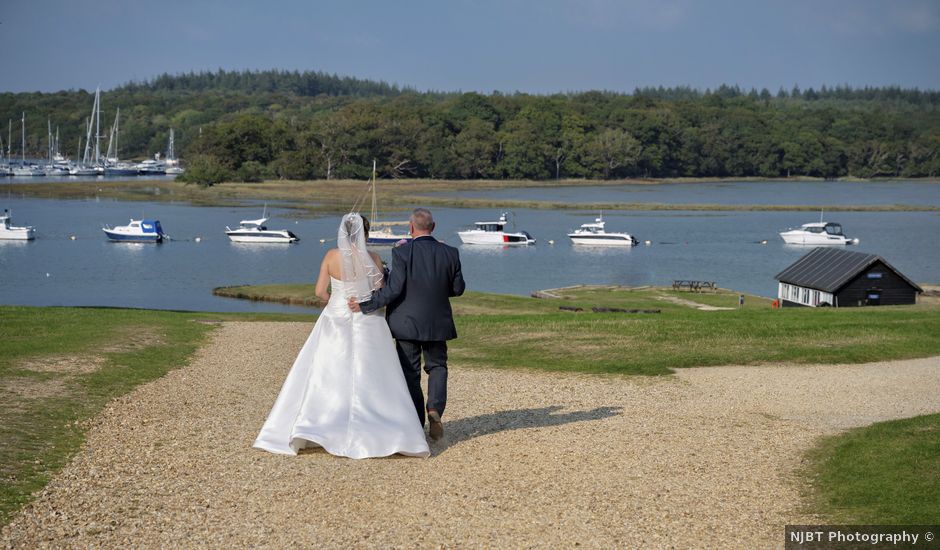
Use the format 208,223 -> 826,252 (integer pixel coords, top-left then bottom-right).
21,112 -> 25,164
114,107 -> 120,161
370,159 -> 378,223
94,87 -> 100,165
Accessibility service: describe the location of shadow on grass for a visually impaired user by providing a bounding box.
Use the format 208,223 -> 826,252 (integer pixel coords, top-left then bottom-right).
432,405 -> 622,455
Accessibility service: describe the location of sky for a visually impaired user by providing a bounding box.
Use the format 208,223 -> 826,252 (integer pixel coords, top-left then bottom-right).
1,0 -> 939,94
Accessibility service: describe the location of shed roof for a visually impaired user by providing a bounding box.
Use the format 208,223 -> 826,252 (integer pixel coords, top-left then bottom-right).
775,248 -> 922,293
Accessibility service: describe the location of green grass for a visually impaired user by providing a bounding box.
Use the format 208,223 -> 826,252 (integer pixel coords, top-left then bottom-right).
4,290 -> 940,526
211,283 -> 940,376
807,414 -> 940,523
450,286 -> 940,375
213,284 -> 325,307
11,178 -> 940,215
0,305 -> 313,526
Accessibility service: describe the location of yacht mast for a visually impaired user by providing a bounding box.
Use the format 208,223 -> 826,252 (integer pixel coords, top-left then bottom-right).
94,87 -> 101,165
370,159 -> 378,224
21,112 -> 25,164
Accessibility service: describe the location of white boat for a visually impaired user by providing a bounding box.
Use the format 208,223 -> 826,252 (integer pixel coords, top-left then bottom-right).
568,215 -> 638,246
137,157 -> 166,175
12,165 -> 45,176
69,165 -> 98,176
225,209 -> 298,243
457,212 -> 536,245
364,160 -> 411,246
779,222 -> 858,245
164,129 -> 184,175
103,219 -> 165,243
0,209 -> 35,240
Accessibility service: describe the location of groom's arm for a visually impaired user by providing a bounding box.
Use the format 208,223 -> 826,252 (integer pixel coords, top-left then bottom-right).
451,253 -> 466,297
359,247 -> 407,314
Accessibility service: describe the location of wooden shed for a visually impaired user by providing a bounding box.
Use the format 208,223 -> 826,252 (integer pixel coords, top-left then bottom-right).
775,248 -> 922,307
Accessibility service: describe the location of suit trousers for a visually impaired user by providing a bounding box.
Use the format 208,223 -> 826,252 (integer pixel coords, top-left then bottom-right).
395,339 -> 448,427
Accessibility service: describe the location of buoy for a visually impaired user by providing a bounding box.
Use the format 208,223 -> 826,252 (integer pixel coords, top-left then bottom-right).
644,240 -> 652,246
760,239 -> 768,245
194,237 -> 202,243
319,238 -> 326,243
45,273 -> 50,277
69,235 -> 76,240
547,239 -> 555,245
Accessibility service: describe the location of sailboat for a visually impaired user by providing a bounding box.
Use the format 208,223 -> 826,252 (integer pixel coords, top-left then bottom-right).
12,113 -> 45,176
71,91 -> 102,175
104,107 -> 137,176
164,129 -> 184,175
0,135 -> 11,176
365,160 -> 411,246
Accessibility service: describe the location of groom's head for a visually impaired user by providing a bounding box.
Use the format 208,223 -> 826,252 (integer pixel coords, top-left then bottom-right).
410,208 -> 435,236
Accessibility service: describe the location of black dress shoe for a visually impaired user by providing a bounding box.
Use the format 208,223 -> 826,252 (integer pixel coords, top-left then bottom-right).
427,410 -> 444,441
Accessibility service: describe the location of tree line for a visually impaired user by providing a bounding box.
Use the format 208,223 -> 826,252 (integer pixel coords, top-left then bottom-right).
1,70 -> 938,184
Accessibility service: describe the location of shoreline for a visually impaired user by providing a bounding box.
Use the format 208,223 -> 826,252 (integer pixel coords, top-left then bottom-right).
5,177 -> 940,215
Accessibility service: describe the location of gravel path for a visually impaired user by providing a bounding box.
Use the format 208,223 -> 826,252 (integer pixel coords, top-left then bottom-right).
3,322 -> 939,548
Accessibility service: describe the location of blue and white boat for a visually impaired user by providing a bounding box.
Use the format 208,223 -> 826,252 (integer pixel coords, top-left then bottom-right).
103,219 -> 165,243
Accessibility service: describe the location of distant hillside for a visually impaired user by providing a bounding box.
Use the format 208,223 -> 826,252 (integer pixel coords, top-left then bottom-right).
118,69 -> 405,97
1,70 -> 938,182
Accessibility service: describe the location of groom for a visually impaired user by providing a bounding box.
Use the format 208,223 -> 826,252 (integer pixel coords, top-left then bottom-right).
349,208 -> 465,440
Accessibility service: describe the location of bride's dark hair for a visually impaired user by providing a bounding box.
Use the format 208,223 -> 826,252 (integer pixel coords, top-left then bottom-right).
361,215 -> 370,238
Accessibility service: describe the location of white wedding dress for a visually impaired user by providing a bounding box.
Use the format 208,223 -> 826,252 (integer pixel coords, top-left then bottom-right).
252,275 -> 431,459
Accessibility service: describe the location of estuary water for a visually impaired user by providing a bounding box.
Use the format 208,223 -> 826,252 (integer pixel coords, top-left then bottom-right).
1,181 -> 939,312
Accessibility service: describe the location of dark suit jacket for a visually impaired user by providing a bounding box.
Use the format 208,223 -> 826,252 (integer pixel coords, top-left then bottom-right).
359,235 -> 465,341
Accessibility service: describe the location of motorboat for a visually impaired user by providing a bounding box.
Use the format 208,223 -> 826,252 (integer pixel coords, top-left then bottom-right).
0,209 -> 35,240
457,212 -> 536,245
103,219 -> 165,243
568,215 -> 638,246
779,222 -> 858,245
225,217 -> 299,243
137,157 -> 166,175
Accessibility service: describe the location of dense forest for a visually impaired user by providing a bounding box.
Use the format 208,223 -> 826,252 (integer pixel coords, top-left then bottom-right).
1,69 -> 938,184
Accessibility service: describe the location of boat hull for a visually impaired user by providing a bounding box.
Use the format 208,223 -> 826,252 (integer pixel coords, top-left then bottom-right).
105,167 -> 140,176
779,232 -> 854,245
458,231 -> 535,245
0,228 -> 35,240
568,234 -> 637,246
226,233 -> 298,244
367,235 -> 412,246
103,229 -> 162,243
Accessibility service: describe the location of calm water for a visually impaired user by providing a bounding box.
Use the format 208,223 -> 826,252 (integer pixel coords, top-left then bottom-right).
432,180 -> 940,206
1,186 -> 939,312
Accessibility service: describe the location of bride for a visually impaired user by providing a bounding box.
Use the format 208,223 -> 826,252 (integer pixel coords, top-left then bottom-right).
252,213 -> 430,459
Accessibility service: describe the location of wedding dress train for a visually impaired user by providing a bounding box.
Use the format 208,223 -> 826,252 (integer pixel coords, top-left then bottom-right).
253,276 -> 430,459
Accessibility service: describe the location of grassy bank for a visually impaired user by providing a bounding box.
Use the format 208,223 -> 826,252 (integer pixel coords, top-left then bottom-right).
8,178 -> 940,215
807,414 -> 940,523
213,284 -> 940,376
0,306 -> 313,525
213,284 -> 326,308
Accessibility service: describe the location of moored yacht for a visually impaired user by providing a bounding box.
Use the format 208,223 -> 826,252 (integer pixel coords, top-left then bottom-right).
568,215 -> 638,246
779,222 -> 858,245
103,219 -> 165,243
457,212 -> 536,245
225,217 -> 299,243
0,209 -> 35,240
